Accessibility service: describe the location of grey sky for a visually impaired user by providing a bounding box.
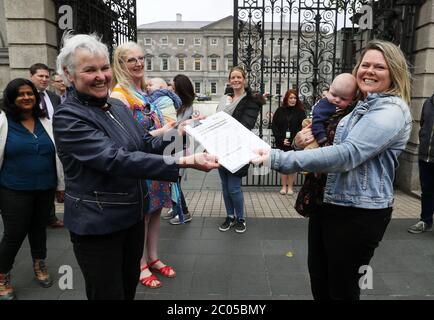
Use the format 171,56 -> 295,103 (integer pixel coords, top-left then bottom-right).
137,0 -> 233,26
136,0 -> 354,30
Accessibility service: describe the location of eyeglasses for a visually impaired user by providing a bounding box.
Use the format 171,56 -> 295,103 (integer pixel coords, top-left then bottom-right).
53,80 -> 64,83
125,56 -> 145,65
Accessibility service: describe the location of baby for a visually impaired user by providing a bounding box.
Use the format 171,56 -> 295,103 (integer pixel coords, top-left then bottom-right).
146,77 -> 182,122
305,73 -> 357,149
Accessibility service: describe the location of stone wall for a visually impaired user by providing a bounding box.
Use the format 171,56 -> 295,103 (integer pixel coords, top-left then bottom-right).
2,0 -> 58,83
395,0 -> 434,194
0,0 -> 9,95
0,0 -> 7,47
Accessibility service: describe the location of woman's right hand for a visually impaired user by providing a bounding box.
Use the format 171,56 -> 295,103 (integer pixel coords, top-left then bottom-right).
283,139 -> 290,146
178,152 -> 220,171
294,124 -> 315,149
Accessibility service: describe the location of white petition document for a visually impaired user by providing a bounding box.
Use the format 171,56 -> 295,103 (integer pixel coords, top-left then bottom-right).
185,111 -> 271,173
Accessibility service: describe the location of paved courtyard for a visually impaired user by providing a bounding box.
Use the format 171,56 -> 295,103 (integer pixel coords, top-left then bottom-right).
3,170 -> 433,300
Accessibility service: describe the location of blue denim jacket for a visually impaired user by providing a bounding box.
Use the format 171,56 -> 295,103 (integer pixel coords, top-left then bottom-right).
271,93 -> 412,209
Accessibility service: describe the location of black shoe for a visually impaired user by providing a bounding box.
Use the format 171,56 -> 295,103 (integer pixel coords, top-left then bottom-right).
219,216 -> 235,232
234,219 -> 246,233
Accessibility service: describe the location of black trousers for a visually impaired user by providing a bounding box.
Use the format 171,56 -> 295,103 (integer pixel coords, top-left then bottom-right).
70,220 -> 144,300
307,203 -> 392,300
419,160 -> 434,226
0,187 -> 54,273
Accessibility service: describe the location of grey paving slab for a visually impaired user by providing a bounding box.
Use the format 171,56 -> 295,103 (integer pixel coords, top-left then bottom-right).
2,215 -> 434,300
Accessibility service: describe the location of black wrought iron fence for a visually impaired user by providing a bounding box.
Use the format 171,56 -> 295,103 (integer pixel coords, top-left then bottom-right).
53,0 -> 137,56
234,0 -> 423,186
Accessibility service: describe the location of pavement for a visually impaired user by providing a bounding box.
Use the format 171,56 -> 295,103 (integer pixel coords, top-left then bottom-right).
2,170 -> 434,300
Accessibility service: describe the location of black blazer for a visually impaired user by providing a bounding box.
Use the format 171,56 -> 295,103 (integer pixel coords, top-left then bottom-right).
53,89 -> 179,235
46,89 -> 61,109
228,89 -> 263,177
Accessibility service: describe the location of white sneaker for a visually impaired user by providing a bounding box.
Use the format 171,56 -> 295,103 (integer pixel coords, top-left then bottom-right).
169,213 -> 192,225
407,221 -> 432,234
162,208 -> 174,220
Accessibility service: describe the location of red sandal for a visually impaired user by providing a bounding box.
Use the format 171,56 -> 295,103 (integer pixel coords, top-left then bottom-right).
148,259 -> 176,278
139,265 -> 162,289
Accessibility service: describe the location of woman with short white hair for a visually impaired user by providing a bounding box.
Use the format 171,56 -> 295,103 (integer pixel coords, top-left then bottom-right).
53,34 -> 219,300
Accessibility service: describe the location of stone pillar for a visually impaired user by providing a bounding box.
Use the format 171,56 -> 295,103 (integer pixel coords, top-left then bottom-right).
0,0 -> 7,47
4,0 -> 58,81
395,0 -> 434,194
0,0 -> 10,95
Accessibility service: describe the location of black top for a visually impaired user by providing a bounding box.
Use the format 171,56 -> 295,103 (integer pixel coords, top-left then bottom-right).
419,93 -> 434,163
271,106 -> 306,151
223,89 -> 262,177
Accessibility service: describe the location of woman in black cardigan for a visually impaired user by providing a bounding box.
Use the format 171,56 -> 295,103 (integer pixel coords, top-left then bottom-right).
216,66 -> 263,234
271,89 -> 306,195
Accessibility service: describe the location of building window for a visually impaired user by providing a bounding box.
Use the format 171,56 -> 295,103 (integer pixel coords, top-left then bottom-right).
211,82 -> 217,95
161,37 -> 168,45
145,58 -> 153,71
178,58 -> 185,71
177,38 -> 185,45
210,38 -> 218,46
263,39 -> 267,46
227,38 -> 233,46
194,58 -> 201,71
194,82 -> 201,94
210,58 -> 218,71
144,38 -> 152,46
277,38 -> 283,46
276,83 -> 281,95
226,58 -> 233,71
194,38 -> 201,46
161,58 -> 169,71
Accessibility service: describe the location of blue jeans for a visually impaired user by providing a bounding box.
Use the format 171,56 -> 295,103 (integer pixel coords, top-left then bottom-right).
218,168 -> 244,220
419,160 -> 434,226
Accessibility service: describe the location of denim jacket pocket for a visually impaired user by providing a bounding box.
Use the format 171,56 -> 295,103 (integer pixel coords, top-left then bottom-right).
358,162 -> 368,191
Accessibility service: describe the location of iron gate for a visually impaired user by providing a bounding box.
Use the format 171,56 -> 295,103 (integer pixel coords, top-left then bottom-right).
54,0 -> 137,56
234,0 -> 423,186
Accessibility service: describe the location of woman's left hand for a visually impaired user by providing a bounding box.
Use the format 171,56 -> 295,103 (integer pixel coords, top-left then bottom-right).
162,120 -> 176,133
56,191 -> 65,203
251,148 -> 271,166
177,116 -> 207,136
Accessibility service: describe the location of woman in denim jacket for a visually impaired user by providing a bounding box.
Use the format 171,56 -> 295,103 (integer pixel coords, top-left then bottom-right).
254,40 -> 412,300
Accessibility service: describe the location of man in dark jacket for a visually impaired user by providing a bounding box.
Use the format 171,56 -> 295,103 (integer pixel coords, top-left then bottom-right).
29,63 -> 64,228
408,94 -> 434,233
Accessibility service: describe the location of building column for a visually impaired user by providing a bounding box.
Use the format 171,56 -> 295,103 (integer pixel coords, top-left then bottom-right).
4,0 -> 58,80
0,0 -> 10,95
395,0 -> 434,194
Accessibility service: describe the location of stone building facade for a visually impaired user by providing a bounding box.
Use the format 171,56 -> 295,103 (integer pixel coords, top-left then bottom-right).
137,14 -> 301,99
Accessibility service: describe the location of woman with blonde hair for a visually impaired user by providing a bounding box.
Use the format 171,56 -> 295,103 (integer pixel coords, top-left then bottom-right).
111,42 -> 178,289
216,66 -> 263,234
254,40 -> 412,299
